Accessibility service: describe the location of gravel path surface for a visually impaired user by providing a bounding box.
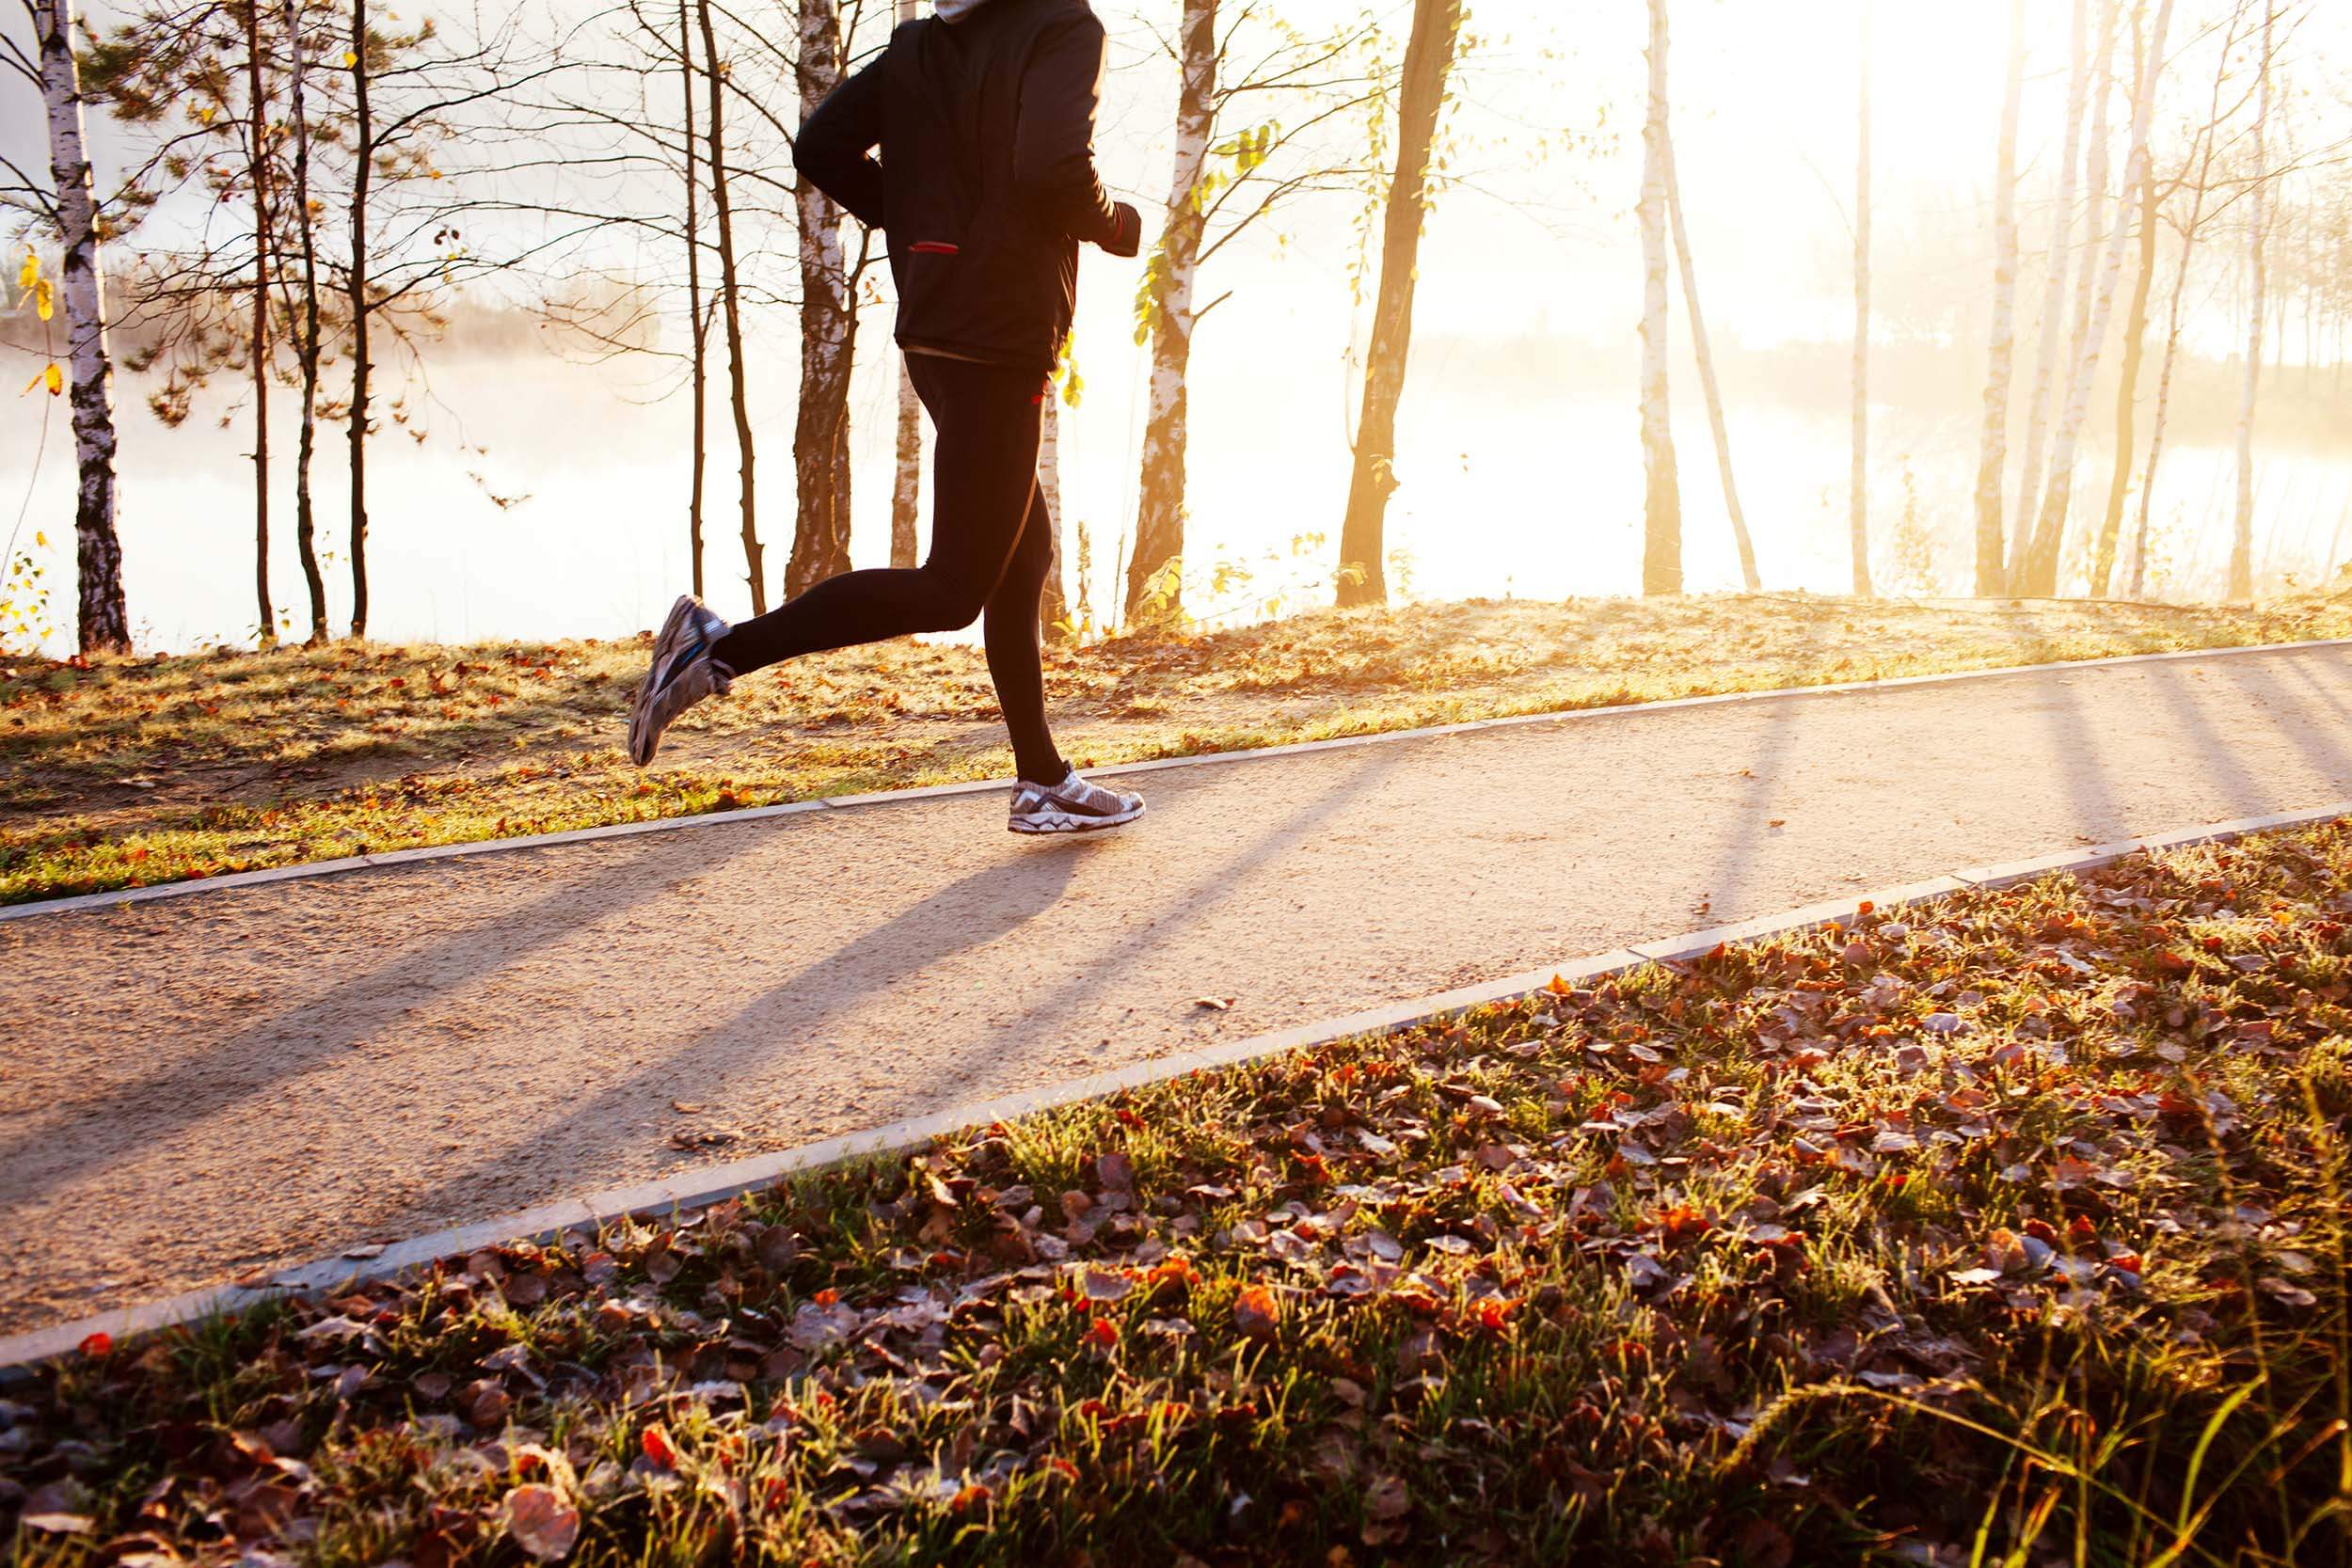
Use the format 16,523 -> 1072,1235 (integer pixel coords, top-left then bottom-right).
8,643 -> 2352,1334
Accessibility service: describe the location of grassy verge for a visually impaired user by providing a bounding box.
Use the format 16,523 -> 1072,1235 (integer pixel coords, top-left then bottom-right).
8,823 -> 2351,1564
6,589 -> 2352,904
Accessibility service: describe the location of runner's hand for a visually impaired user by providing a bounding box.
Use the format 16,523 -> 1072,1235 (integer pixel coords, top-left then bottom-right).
1101,202 -> 1143,259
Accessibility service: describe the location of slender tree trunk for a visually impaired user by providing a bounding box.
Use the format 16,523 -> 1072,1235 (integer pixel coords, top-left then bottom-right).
893,363 -> 921,569
1662,126 -> 1757,592
2092,8 -> 2156,598
2129,0 -> 2239,600
346,0 -> 372,638
890,0 -> 919,571
1125,0 -> 1216,621
32,0 -> 126,652
697,0 -> 761,612
2021,0 -> 2172,598
787,0 -> 855,598
283,0 -> 326,643
2031,0 -> 2118,587
1039,389 -> 1068,636
1336,0 -> 1463,609
2010,0 -> 2091,591
1850,0 -> 1873,597
1637,0 -> 1680,595
1972,0 -> 2028,595
681,0 -> 707,598
2230,0 -> 2275,603
246,2 -> 274,647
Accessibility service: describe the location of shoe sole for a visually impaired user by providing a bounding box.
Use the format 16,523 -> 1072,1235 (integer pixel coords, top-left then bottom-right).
628,595 -> 703,767
1009,800 -> 1146,835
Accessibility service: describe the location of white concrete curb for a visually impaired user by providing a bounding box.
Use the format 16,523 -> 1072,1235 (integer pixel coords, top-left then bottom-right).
3,797 -> 2344,1377
5,635 -> 2348,926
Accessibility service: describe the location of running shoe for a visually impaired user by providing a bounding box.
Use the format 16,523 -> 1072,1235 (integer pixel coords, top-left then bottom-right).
628,594 -> 734,766
1009,768 -> 1146,835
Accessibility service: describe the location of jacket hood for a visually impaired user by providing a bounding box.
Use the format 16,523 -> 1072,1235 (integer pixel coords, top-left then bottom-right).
934,0 -> 994,19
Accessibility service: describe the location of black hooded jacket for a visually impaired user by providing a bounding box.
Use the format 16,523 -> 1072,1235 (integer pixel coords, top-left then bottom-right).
795,0 -> 1141,373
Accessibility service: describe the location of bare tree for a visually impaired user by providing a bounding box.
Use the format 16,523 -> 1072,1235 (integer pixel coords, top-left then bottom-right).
1970,0 -> 2028,595
2018,0 -> 2173,598
1849,0 -> 1872,598
2009,0 -> 2091,592
346,0 -> 373,635
2229,0 -> 2275,602
1039,385 -> 1067,635
281,0 -> 327,642
2091,3 -> 2155,596
18,0 -> 127,650
696,0 -> 761,611
680,0 -> 707,597
1124,1 -> 1382,620
1637,0 -> 1678,595
1663,124 -> 1757,593
785,0 -> 854,598
1334,0 -> 1462,608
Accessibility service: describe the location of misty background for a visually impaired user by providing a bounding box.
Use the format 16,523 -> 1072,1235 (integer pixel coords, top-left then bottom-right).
4,0 -> 2348,654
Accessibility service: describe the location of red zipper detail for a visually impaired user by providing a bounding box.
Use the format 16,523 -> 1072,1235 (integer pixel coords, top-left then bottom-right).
909,241 -> 961,255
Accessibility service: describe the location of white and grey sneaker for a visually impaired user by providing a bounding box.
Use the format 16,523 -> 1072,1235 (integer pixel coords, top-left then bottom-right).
1009,768 -> 1145,835
628,594 -> 734,766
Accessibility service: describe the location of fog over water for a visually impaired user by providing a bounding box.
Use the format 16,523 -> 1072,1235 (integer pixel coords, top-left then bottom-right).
2,0 -> 2346,652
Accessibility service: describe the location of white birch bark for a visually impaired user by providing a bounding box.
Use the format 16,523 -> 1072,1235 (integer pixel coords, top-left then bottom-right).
2021,0 -> 2174,597
2229,0 -> 2274,602
2010,0 -> 2091,590
2038,0 -> 2119,567
1124,0 -> 1215,622
30,0 -> 126,651
787,0 -> 854,597
283,0 -> 327,642
1637,0 -> 1680,595
1972,0 -> 2028,595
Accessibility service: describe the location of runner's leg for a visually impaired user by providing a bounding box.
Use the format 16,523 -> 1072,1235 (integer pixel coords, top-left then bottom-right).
709,356 -> 1041,675
984,480 -> 1067,784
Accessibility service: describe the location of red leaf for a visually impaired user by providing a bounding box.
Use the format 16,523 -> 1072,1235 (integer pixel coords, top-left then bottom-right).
641,1424 -> 678,1469
77,1331 -> 112,1358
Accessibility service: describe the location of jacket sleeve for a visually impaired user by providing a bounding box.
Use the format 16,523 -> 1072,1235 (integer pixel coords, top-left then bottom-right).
796,55 -> 887,229
1012,13 -> 1128,247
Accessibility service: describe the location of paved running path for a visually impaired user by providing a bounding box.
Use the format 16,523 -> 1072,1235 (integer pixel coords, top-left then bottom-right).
8,642 -> 2352,1333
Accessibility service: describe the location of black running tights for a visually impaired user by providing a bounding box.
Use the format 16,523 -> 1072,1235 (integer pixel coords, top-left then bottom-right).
710,354 -> 1067,785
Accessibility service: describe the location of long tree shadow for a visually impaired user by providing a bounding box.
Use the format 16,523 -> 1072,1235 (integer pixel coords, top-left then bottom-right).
2141,657 -> 2303,819
2259,657 -> 2352,790
0,828 -> 763,1209
363,744 -> 1413,1237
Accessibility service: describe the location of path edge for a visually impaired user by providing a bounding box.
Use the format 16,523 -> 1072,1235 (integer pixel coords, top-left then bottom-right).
3,797 -> 2344,1377
6,634 -> 2348,925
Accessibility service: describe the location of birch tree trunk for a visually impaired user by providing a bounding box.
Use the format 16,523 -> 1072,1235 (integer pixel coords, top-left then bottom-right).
31,0 -> 127,652
1637,0 -> 1680,596
246,2 -> 274,646
681,0 -> 707,598
2010,0 -> 2090,590
1971,0 -> 2028,595
2092,7 -> 2155,598
697,0 -> 762,613
890,0 -> 919,571
1039,390 -> 1068,636
346,0 -> 373,638
1124,0 -> 1215,622
1850,0 -> 1873,598
283,0 -> 327,643
2020,0 -> 2172,598
1336,0 -> 1463,608
1662,125 -> 1757,593
787,0 -> 855,599
2229,0 -> 2275,603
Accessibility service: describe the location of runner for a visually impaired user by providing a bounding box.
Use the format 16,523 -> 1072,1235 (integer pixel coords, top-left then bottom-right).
628,0 -> 1147,836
